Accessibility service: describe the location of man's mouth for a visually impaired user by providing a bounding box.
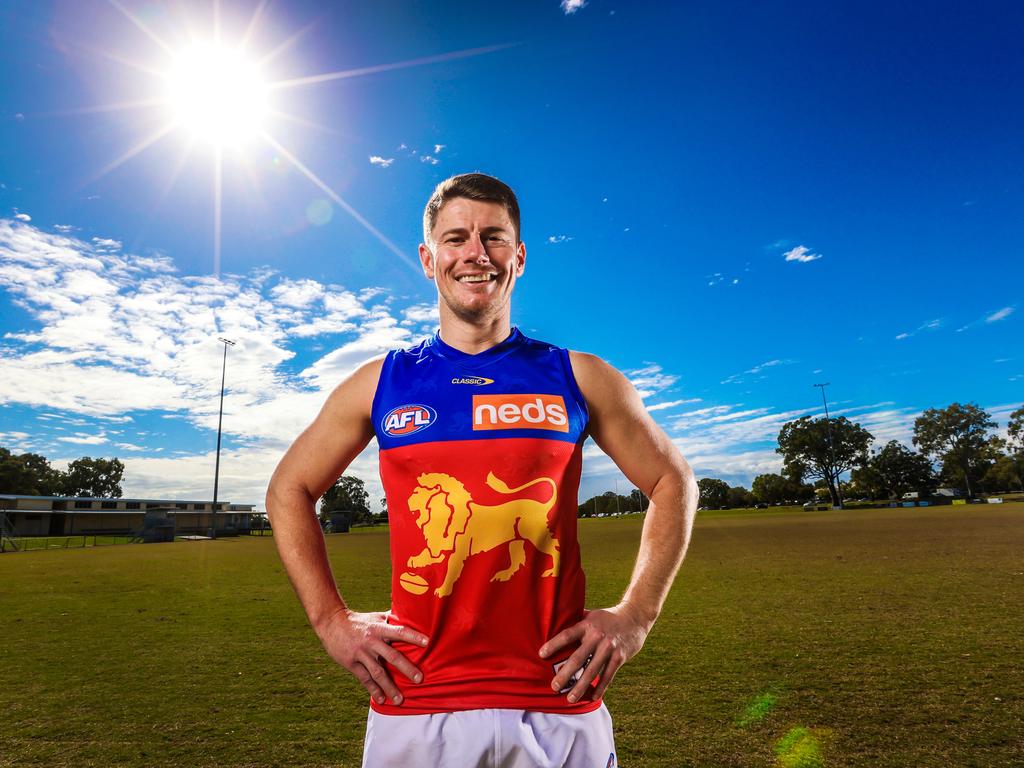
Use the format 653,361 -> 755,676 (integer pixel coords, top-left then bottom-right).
456,274 -> 497,283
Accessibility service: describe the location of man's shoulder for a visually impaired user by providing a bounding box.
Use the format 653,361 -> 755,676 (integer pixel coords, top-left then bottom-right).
563,350 -> 632,402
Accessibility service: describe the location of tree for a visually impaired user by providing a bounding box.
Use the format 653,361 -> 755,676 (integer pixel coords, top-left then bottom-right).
855,441 -> 936,500
998,407 -> 1024,493
776,416 -> 873,507
61,457 -> 125,497
1009,407 -> 1024,452
913,403 -> 996,497
628,488 -> 648,513
697,477 -> 729,509
726,485 -> 754,509
0,449 -> 64,495
751,473 -> 800,505
982,453 -> 1024,493
320,475 -> 371,524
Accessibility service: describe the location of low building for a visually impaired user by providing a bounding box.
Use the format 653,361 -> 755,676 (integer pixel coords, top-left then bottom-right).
0,495 -> 256,538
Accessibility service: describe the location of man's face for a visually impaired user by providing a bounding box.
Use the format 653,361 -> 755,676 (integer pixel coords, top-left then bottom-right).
419,197 -> 526,323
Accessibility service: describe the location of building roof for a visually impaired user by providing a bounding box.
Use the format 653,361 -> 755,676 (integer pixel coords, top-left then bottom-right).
0,494 -> 254,510
1,494 -> 236,503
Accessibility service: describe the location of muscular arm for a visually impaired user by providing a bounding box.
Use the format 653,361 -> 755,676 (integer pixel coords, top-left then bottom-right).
540,351 -> 698,702
266,358 -> 428,706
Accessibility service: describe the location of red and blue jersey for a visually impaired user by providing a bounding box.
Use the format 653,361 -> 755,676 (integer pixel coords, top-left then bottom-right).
370,327 -> 598,715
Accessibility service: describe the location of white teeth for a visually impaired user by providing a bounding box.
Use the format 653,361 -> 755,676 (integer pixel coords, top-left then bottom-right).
458,274 -> 493,283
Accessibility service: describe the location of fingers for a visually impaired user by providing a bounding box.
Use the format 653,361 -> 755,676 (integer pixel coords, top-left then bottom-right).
359,653 -> 405,705
539,623 -> 584,659
351,662 -> 389,706
566,644 -> 606,703
330,614 -> 430,706
591,654 -> 621,702
380,622 -> 430,648
374,638 -> 424,684
550,644 -> 594,694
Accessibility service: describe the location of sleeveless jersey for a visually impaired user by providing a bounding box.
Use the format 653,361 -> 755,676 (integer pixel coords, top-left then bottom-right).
370,327 -> 598,715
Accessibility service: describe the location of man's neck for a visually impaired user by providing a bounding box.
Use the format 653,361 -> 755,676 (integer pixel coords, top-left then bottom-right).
437,312 -> 513,355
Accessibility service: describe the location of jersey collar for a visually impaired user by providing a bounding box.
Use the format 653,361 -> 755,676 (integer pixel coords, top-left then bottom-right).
428,326 -> 524,367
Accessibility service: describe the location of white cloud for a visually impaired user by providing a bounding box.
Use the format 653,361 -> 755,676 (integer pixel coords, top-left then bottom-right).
270,277 -> 325,308
91,237 -> 122,251
745,359 -> 791,375
401,303 -> 439,327
706,272 -> 741,288
547,235 -> 573,244
625,363 -> 679,399
57,434 -> 108,445
646,398 -> 701,412
986,306 -> 1014,323
14,212 -> 31,222
783,245 -> 822,263
0,218 -> 435,507
54,224 -> 76,233
420,155 -> 439,166
894,318 -> 943,340
721,358 -> 794,385
561,0 -> 587,13
433,144 -> 446,154
369,156 -> 394,167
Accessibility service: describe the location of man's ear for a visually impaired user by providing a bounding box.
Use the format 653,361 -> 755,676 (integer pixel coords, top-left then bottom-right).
515,241 -> 526,277
418,243 -> 435,279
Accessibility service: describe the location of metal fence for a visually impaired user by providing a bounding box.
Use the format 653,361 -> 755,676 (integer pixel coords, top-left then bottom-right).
1,534 -> 137,553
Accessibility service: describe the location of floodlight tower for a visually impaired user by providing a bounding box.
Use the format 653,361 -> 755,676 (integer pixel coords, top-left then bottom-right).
813,382 -> 843,508
212,337 -> 236,538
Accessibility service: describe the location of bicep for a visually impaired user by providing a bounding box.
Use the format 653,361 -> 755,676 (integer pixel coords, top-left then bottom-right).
571,352 -> 687,495
270,359 -> 382,501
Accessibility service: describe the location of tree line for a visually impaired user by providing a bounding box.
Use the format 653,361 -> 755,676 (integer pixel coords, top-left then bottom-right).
0,448 -> 125,497
698,402 -> 1024,509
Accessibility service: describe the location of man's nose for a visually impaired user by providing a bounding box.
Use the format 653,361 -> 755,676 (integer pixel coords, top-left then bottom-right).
466,233 -> 489,262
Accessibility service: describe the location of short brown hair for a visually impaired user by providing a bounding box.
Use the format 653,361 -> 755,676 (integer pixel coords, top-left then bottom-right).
422,173 -> 521,246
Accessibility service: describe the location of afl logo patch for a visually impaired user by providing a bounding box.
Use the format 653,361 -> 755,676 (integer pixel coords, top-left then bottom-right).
382,404 -> 436,437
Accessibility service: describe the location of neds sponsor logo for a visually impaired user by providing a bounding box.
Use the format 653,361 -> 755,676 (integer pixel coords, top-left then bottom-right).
382,404 -> 436,437
472,394 -> 569,432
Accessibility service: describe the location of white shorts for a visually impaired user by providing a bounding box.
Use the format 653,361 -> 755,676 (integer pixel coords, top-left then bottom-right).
361,703 -> 617,768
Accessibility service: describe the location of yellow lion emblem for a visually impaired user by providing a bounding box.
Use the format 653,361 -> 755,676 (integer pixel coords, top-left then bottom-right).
405,471 -> 560,598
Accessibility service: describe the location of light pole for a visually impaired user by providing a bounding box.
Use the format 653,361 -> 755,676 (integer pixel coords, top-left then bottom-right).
813,382 -> 843,508
212,337 -> 235,538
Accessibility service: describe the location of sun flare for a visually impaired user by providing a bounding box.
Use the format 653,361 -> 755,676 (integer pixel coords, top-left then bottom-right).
76,1 -> 508,275
165,43 -> 268,147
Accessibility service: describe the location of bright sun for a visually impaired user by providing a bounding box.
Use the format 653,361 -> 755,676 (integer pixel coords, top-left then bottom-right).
165,43 -> 269,146
82,0 -> 507,274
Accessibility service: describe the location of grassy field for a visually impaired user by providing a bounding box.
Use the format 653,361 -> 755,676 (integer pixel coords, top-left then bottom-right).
1,504 -> 1022,767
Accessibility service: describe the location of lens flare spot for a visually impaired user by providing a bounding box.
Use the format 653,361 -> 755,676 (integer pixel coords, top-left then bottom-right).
738,691 -> 777,726
305,198 -> 333,226
774,726 -> 827,768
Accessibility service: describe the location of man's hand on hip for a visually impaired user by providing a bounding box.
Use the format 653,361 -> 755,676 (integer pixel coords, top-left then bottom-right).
539,602 -> 654,703
316,608 -> 429,706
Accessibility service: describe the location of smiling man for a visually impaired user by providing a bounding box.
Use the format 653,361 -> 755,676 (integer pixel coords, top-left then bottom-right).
266,173 -> 697,767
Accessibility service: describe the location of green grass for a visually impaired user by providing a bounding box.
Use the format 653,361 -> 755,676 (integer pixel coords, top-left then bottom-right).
1,505 -> 1022,767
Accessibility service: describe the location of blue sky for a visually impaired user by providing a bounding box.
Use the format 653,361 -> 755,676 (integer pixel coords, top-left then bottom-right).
0,0 -> 1021,507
